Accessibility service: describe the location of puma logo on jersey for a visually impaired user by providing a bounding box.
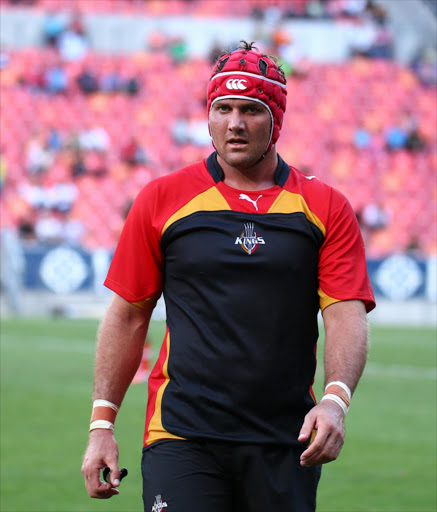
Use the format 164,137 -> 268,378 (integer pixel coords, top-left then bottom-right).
235,222 -> 265,255
304,175 -> 317,180
239,194 -> 263,211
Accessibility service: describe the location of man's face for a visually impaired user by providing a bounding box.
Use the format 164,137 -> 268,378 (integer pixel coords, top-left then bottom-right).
209,98 -> 272,169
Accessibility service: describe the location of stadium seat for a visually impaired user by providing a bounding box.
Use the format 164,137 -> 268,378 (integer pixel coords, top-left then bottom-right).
1,41 -> 435,255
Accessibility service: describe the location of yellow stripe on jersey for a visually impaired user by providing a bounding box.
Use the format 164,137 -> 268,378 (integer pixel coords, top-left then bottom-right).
146,331 -> 185,445
133,294 -> 160,310
268,190 -> 326,236
318,287 -> 341,311
162,187 -> 231,237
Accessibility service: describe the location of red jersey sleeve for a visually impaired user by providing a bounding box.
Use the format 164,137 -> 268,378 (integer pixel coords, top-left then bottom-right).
318,188 -> 375,313
104,183 -> 163,305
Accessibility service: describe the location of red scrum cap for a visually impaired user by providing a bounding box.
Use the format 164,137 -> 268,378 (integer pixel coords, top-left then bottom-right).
207,41 -> 287,152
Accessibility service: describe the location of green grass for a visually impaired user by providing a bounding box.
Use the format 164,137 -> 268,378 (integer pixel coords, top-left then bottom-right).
1,318 -> 436,512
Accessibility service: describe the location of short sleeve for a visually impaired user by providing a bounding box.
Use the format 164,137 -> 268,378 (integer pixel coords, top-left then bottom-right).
104,184 -> 163,304
318,189 -> 375,313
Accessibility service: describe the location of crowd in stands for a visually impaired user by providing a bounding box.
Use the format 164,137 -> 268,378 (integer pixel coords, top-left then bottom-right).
1,0 -> 389,21
0,0 -> 436,258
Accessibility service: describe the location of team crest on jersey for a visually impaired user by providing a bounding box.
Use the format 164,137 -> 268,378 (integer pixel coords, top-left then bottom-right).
235,222 -> 265,255
151,494 -> 168,512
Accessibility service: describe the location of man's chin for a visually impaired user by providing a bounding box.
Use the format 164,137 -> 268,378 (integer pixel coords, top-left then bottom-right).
222,152 -> 260,169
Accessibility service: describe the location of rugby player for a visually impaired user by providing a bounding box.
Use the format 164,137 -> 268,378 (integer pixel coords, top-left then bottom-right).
82,41 -> 375,511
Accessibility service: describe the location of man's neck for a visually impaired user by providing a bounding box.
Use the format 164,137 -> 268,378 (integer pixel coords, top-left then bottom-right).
218,150 -> 278,191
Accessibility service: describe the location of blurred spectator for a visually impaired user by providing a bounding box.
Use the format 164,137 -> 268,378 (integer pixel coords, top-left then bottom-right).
348,1 -> 393,60
365,0 -> 389,25
57,15 -> 88,62
70,149 -> 87,178
353,125 -> 372,149
47,178 -> 79,213
18,216 -> 36,244
46,126 -> 63,153
42,8 -> 66,47
60,210 -> 85,246
121,136 -> 148,167
34,208 -> 64,245
171,117 -> 190,145
44,61 -> 68,94
385,111 -> 426,152
69,10 -> 87,38
358,200 -> 391,248
263,5 -> 283,25
18,174 -> 50,210
405,126 -> 427,153
361,201 -> 390,231
168,36 -> 189,65
349,22 -> 393,59
188,116 -> 211,146
124,75 -> 140,96
208,41 -> 223,65
405,236 -> 424,258
77,68 -> 99,94
79,123 -> 110,152
385,125 -> 408,151
353,122 -> 385,154
366,22 -> 394,59
25,131 -> 53,175
340,0 -> 368,18
147,30 -> 169,52
305,0 -> 327,19
100,64 -> 123,93
271,24 -> 309,77
410,46 -> 437,87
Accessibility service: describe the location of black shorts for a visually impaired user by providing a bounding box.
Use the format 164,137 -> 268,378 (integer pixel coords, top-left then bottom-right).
141,439 -> 321,512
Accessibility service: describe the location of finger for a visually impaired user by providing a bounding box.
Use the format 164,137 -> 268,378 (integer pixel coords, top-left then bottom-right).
300,429 -> 329,465
301,431 -> 344,467
105,465 -> 121,487
89,482 -> 120,499
83,466 -> 103,494
86,471 -> 121,499
298,413 -> 316,442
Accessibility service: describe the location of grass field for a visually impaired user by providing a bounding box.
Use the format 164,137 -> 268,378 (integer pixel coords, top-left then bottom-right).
1,317 -> 436,512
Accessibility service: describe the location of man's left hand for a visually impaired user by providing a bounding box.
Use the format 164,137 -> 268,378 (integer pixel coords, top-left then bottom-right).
298,400 -> 345,467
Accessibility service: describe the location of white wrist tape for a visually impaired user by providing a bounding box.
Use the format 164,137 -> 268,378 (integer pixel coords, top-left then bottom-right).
93,399 -> 119,412
325,381 -> 351,400
89,420 -> 114,431
321,394 -> 349,414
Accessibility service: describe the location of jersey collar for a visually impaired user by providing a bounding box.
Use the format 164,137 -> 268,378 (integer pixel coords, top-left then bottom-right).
206,151 -> 290,187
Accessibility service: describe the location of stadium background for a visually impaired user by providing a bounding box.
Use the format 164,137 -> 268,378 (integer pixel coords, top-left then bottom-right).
0,0 -> 436,511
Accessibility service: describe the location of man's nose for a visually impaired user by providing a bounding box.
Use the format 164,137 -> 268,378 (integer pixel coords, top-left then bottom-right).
228,110 -> 245,130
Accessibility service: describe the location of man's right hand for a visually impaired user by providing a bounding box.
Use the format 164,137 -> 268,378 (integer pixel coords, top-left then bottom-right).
81,429 -> 121,499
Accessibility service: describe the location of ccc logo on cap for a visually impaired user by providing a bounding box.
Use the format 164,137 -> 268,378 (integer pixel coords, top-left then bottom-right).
226,79 -> 247,90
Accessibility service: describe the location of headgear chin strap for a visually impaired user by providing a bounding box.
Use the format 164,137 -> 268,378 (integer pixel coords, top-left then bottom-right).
207,42 -> 287,156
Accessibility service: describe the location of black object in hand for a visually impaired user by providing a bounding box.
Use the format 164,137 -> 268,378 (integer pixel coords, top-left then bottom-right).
102,466 -> 128,483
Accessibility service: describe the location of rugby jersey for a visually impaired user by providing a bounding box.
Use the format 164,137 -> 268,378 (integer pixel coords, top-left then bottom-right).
105,152 -> 375,447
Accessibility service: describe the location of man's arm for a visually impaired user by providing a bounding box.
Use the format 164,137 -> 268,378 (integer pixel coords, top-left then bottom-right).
299,299 -> 369,467
81,293 -> 154,498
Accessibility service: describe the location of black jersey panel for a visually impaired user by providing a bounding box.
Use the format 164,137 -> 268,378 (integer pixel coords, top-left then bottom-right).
160,210 -> 323,445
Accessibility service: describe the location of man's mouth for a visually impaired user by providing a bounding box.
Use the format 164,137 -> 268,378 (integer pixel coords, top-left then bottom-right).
227,138 -> 248,147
